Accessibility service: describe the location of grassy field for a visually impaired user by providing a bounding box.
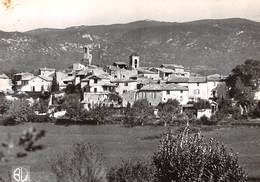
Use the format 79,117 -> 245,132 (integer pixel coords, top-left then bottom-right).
0,123 -> 259,182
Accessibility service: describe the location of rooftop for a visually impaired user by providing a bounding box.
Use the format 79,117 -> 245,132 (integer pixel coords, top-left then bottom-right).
137,77 -> 158,85
37,75 -> 53,82
111,78 -> 137,83
207,74 -> 226,81
188,76 -> 207,83
160,64 -> 184,69
137,68 -> 157,74
155,67 -> 175,73
140,83 -> 188,91
113,61 -> 127,65
0,73 -> 9,79
81,74 -> 111,81
167,76 -> 189,83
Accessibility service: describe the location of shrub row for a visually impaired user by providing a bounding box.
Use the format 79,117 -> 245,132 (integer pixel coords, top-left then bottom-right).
50,127 -> 247,182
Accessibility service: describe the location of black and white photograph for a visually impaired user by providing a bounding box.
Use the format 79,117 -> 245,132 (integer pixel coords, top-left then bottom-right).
0,0 -> 260,181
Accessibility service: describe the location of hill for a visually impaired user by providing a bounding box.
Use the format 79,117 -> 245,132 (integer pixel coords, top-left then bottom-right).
1,18 -> 260,74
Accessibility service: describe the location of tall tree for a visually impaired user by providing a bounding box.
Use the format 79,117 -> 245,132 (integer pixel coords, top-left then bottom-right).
226,59 -> 260,115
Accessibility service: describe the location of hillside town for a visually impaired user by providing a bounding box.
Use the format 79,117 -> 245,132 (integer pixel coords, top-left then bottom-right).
0,44 -> 234,118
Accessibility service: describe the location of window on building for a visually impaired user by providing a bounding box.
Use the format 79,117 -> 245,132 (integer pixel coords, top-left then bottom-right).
197,82 -> 200,86
124,82 -> 128,86
123,90 -> 127,93
94,79 -> 98,84
94,88 -> 97,93
180,90 -> 183,93
166,90 -> 170,95
22,80 -> 28,85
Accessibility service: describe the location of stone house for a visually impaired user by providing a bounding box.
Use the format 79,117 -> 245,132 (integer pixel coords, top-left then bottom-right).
111,79 -> 138,95
136,83 -> 189,106
18,75 -> 52,92
81,74 -> 116,93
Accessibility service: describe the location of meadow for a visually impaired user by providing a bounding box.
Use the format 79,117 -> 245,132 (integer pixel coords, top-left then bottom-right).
0,123 -> 259,182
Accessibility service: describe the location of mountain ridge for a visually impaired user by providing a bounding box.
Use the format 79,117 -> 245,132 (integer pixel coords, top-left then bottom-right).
1,18 -> 260,75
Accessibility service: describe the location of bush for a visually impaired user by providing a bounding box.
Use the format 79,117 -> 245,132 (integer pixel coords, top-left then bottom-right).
4,99 -> 35,124
196,115 -> 215,125
124,99 -> 154,127
33,93 -> 50,114
152,127 -> 247,182
108,160 -> 154,182
157,99 -> 182,126
61,94 -> 83,120
0,95 -> 10,114
50,143 -> 107,182
189,99 -> 211,110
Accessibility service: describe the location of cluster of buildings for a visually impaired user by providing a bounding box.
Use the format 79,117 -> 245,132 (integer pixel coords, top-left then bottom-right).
0,45 -> 227,115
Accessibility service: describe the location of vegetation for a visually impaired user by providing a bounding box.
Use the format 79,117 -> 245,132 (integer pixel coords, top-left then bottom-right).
61,93 -> 83,120
0,123 -> 257,181
157,99 -> 182,126
33,92 -> 51,114
188,98 -> 211,110
124,99 -> 154,127
0,94 -> 10,115
50,143 -> 107,182
64,84 -> 81,94
51,72 -> 59,92
4,99 -> 35,124
108,160 -> 154,182
153,127 -> 247,182
226,59 -> 260,117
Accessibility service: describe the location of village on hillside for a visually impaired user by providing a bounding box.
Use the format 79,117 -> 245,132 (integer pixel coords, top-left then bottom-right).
2,44 -> 259,121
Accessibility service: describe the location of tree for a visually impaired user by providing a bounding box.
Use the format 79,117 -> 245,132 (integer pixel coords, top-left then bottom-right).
226,59 -> 260,116
0,94 -> 10,114
86,104 -> 112,125
31,92 -> 51,114
108,93 -> 122,104
5,99 -> 35,124
65,84 -> 76,94
61,94 -> 83,120
124,99 -> 154,126
4,68 -> 18,85
192,98 -> 211,110
51,71 -> 59,92
157,99 -> 181,126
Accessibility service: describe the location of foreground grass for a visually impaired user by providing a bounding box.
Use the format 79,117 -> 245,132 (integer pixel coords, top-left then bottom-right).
0,123 -> 259,182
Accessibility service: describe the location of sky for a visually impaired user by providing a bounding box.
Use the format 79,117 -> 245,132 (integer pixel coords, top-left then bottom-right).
0,0 -> 260,32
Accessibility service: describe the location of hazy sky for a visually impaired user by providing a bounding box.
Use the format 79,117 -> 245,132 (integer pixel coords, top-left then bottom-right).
1,0 -> 260,32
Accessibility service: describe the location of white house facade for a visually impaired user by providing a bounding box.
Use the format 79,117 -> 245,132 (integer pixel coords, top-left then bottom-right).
19,75 -> 52,92
111,79 -> 137,95
136,83 -> 189,106
0,73 -> 12,92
